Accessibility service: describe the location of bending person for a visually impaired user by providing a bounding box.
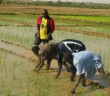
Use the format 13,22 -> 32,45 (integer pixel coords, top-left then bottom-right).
63,50 -> 110,94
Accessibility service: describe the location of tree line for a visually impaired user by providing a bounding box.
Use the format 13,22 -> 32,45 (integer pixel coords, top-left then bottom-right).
0,0 -> 110,9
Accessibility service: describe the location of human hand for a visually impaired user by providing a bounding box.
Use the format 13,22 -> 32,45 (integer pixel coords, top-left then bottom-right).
70,89 -> 75,94
46,35 -> 49,41
35,32 -> 40,38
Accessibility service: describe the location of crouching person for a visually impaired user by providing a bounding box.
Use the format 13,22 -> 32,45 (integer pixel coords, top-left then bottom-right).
63,51 -> 110,94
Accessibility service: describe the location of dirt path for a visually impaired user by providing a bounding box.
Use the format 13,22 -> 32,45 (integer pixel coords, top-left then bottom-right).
0,40 -> 58,68
0,41 -> 37,62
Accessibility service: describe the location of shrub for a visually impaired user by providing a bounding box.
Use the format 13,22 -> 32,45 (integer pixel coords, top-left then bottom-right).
0,0 -> 3,4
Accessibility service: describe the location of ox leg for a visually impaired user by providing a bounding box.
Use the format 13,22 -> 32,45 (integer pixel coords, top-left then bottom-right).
71,75 -> 81,94
55,63 -> 62,79
62,61 -> 70,72
34,56 -> 41,71
36,50 -> 47,72
36,56 -> 45,72
46,59 -> 52,70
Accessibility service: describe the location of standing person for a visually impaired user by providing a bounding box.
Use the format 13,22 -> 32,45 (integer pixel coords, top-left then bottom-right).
32,9 -> 55,56
63,51 -> 110,94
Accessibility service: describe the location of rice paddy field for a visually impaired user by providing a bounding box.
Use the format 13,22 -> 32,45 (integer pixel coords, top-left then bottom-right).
0,5 -> 110,96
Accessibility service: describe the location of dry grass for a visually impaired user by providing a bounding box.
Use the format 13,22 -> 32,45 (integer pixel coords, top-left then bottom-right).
0,5 -> 110,16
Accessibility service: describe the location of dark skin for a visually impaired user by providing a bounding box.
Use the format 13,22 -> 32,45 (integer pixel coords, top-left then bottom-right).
63,52 -> 76,81
97,67 -> 110,84
71,74 -> 86,94
62,52 -> 110,94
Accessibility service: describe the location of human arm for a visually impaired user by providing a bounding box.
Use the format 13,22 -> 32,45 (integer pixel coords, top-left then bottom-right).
94,58 -> 110,84
55,62 -> 62,79
98,67 -> 110,84
71,75 -> 81,94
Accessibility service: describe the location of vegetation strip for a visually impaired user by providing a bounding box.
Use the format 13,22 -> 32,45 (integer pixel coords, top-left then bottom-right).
0,25 -> 109,38
0,18 -> 34,26
0,24 -> 110,39
56,27 -> 110,38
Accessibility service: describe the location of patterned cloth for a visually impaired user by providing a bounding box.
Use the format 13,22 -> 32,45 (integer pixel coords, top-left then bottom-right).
40,17 -> 47,39
56,39 -> 86,53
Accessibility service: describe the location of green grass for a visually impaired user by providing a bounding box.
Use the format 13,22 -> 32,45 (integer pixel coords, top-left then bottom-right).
60,15 -> 110,22
0,26 -> 35,49
0,50 -> 70,96
72,26 -> 110,34
0,25 -> 110,71
0,50 -> 108,96
0,14 -> 110,34
0,6 -> 110,96
0,14 -> 36,22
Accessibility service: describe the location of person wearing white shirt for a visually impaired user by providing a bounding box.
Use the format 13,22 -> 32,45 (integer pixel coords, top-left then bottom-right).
63,50 -> 110,94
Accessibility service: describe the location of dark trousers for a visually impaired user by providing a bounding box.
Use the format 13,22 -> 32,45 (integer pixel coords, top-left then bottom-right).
32,37 -> 49,55
34,37 -> 49,46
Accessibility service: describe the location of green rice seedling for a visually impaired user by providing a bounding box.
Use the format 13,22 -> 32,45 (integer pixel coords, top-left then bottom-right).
18,79 -> 22,88
3,52 -> 7,76
27,75 -> 31,90
26,92 -> 32,96
0,7 -> 110,96
13,73 -> 16,81
95,92 -> 107,96
0,26 -> 35,49
12,60 -> 18,80
6,89 -> 11,96
1,78 -> 5,88
0,57 -> 3,71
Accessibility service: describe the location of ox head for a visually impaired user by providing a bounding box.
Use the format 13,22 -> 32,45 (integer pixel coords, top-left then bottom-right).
39,43 -> 58,60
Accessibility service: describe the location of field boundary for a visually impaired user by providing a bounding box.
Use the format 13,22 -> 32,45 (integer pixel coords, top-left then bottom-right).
57,27 -> 110,38
0,40 -> 38,63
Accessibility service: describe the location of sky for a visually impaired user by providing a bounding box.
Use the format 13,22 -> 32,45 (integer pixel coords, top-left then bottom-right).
39,0 -> 110,4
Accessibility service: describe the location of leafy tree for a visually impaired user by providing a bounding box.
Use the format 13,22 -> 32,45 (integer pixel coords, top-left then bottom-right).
0,0 -> 3,4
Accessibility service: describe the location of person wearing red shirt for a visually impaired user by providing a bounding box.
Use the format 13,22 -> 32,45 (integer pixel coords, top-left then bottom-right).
32,9 -> 55,56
